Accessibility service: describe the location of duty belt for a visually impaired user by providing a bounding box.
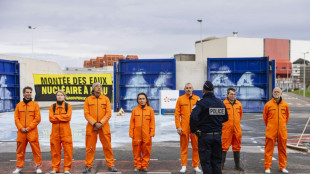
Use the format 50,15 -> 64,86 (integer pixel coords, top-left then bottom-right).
203,132 -> 221,135
196,131 -> 221,137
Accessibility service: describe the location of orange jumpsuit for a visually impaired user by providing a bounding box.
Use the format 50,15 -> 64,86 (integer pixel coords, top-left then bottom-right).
49,102 -> 73,172
14,100 -> 42,169
263,98 -> 289,170
174,93 -> 200,167
222,98 -> 243,152
129,104 -> 155,169
84,94 -> 115,168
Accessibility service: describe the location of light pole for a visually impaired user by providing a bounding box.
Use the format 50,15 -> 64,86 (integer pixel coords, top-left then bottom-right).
303,52 -> 309,97
287,62 -> 289,92
28,26 -> 36,58
197,19 -> 203,62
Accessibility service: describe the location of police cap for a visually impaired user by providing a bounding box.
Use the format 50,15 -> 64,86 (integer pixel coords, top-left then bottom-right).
203,81 -> 214,91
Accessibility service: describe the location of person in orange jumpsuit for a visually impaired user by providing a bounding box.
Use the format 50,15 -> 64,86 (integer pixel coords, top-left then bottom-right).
83,82 -> 117,173
221,88 -> 244,171
129,92 -> 155,172
263,87 -> 289,174
49,90 -> 73,174
175,83 -> 201,173
13,86 -> 42,174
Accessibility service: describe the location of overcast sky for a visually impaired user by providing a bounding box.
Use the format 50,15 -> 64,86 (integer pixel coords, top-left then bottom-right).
0,0 -> 310,69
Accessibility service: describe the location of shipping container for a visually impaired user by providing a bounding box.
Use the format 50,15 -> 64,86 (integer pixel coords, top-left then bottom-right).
114,59 -> 176,112
207,57 -> 275,112
179,90 -> 203,98
0,59 -> 20,112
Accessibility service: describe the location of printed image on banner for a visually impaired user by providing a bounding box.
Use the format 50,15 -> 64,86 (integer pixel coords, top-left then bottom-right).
33,74 -> 112,101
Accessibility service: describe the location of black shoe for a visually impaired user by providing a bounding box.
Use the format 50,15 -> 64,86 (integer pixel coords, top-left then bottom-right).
109,166 -> 118,172
82,166 -> 91,173
222,151 -> 227,170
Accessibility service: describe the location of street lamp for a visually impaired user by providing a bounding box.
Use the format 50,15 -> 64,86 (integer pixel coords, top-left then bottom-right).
303,52 -> 309,97
28,26 -> 36,58
197,19 -> 203,62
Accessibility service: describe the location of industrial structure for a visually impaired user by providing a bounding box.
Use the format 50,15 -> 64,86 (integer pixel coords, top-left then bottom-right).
83,54 -> 138,68
194,35 -> 310,91
1,34 -> 310,112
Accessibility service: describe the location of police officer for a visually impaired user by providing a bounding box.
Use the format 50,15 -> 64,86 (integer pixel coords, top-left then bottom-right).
190,81 -> 228,174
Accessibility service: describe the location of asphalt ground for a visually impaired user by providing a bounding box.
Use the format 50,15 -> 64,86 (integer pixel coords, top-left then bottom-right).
0,92 -> 310,174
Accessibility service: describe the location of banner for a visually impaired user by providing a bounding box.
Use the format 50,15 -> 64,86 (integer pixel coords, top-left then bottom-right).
160,90 -> 179,109
33,74 -> 112,101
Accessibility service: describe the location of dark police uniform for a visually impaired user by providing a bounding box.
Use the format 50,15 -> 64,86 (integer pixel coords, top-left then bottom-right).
190,92 -> 228,174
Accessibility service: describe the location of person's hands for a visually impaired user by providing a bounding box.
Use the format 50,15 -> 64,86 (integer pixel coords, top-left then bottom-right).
177,128 -> 182,135
96,122 -> 103,129
21,128 -> 28,133
93,122 -> 102,131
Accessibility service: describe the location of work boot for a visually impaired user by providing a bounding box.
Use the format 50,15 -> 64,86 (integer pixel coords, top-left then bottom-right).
233,151 -> 244,171
221,151 -> 227,170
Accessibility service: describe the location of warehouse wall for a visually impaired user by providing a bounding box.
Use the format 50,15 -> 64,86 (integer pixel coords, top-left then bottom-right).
176,61 -> 206,90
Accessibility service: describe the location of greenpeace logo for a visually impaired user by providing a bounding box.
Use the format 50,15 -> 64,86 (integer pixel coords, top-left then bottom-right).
209,108 -> 225,115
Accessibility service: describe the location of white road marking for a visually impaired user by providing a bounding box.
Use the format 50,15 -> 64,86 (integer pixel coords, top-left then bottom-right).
258,146 -> 264,152
10,159 -> 32,162
261,158 -> 276,161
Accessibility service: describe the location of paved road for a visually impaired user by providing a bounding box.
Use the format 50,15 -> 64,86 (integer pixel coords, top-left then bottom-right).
0,92 -> 310,174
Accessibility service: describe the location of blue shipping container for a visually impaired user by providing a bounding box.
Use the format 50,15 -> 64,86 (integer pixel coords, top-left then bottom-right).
0,59 -> 20,112
207,57 -> 274,112
114,59 -> 176,112
179,90 -> 203,98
